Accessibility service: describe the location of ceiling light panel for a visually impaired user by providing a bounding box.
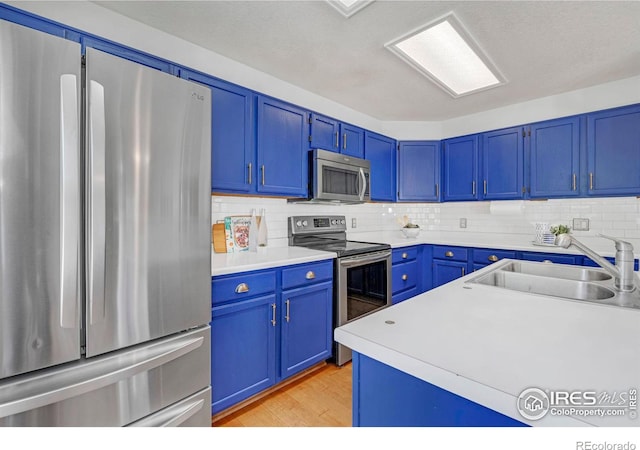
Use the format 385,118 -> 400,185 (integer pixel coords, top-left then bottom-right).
326,0 -> 374,18
386,13 -> 506,97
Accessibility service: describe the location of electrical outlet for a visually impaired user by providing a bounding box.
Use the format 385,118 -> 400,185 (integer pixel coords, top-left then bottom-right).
459,218 -> 467,229
351,218 -> 357,228
572,218 -> 590,231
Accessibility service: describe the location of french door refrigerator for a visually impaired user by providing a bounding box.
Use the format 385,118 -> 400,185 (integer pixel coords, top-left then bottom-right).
0,20 -> 212,426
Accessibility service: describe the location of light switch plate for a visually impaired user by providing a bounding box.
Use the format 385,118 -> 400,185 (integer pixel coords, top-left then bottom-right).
351,218 -> 357,228
572,218 -> 590,231
459,218 -> 467,229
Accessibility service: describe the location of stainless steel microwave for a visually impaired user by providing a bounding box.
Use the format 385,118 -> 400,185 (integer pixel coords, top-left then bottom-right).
290,149 -> 370,204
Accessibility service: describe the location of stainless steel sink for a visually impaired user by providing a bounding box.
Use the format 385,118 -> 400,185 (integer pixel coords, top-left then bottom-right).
473,270 -> 616,301
467,259 -> 640,310
500,261 -> 612,282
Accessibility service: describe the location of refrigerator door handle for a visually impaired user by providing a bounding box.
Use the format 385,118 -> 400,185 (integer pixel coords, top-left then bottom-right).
0,334 -> 205,418
88,80 -> 107,325
59,74 -> 80,328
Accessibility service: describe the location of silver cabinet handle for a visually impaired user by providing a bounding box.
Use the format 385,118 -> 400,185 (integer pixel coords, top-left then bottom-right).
248,163 -> 252,185
402,252 -> 408,259
402,274 -> 408,281
235,283 -> 249,294
445,251 -> 454,258
88,79 -> 106,325
335,131 -> 339,148
261,165 -> 265,185
461,267 -> 466,276
483,180 -> 487,195
572,173 -> 576,191
60,74 -> 80,329
488,255 -> 499,262
589,172 -> 594,190
343,133 -> 347,150
305,271 -> 316,280
472,180 -> 476,196
435,183 -> 439,197
271,303 -> 277,326
285,299 -> 290,322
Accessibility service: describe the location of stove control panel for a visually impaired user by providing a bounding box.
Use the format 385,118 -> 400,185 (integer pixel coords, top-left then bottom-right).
288,215 -> 347,235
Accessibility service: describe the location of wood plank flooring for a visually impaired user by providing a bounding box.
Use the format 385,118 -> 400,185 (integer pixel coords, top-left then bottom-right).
213,362 -> 352,427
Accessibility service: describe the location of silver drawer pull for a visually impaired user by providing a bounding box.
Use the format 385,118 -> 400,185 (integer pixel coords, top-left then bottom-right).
488,255 -> 499,262
402,274 -> 408,281
445,251 -> 454,258
235,283 -> 249,294
285,299 -> 290,322
402,253 -> 408,259
305,271 -> 316,280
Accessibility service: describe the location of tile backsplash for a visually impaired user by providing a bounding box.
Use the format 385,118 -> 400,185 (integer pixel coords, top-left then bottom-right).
212,195 -> 640,248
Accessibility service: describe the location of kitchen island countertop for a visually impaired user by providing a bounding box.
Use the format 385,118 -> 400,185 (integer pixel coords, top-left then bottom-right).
335,263 -> 640,427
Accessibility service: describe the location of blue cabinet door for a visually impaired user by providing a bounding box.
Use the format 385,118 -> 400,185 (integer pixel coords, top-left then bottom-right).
529,116 -> 581,198
365,131 -> 396,202
443,134 -> 479,201
210,294 -> 277,414
397,141 -> 440,202
185,72 -> 254,193
257,96 -> 308,197
340,123 -> 365,158
432,260 -> 468,288
280,281 -> 333,379
481,127 -> 524,200
309,113 -> 339,152
587,104 -> 640,196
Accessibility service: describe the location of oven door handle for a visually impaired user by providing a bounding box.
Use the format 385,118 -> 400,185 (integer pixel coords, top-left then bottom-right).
339,250 -> 391,268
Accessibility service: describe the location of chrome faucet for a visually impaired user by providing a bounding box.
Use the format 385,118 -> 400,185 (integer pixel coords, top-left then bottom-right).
555,233 -> 637,292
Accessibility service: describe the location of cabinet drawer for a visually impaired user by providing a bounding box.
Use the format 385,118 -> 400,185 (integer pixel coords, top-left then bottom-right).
281,260 -> 333,290
473,249 -> 516,264
433,245 -> 468,262
212,270 -> 276,306
392,246 -> 418,264
392,260 -> 419,295
519,252 -> 580,265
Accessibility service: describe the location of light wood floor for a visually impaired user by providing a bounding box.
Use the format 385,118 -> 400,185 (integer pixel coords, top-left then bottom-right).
213,362 -> 352,427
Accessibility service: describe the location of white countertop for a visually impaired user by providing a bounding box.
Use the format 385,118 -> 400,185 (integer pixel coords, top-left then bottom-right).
212,246 -> 336,277
334,262 -> 640,427
348,230 -> 640,259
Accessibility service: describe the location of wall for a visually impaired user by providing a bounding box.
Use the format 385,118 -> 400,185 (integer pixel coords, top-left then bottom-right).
213,195 -> 640,248
10,2 -> 640,141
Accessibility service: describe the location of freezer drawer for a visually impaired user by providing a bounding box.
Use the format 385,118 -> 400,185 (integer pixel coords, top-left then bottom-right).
0,326 -> 210,427
129,387 -> 211,427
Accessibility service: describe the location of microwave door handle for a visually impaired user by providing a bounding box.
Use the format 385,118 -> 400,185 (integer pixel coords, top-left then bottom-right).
358,168 -> 366,201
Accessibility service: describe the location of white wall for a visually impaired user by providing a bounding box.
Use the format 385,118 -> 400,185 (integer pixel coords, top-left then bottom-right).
10,1 -> 640,141
213,195 -> 640,248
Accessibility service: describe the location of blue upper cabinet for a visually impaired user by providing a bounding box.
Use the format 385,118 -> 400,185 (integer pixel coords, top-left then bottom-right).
397,141 -> 440,202
529,116 -> 581,199
340,123 -> 365,158
184,71 -> 254,194
480,126 -> 525,200
587,104 -> 640,197
310,113 -> 365,158
442,135 -> 479,201
257,96 -> 309,197
365,131 -> 397,202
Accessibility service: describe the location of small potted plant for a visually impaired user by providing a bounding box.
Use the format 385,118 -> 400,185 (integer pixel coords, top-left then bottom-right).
398,215 -> 420,238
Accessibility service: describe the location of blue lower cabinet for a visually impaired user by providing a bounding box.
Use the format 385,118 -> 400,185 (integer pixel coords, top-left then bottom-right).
211,295 -> 277,414
352,352 -> 526,427
211,261 -> 333,415
518,252 -> 581,265
280,281 -> 333,378
433,260 -> 468,288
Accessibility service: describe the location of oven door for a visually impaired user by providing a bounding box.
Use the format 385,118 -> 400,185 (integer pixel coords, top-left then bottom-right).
314,158 -> 370,203
335,250 -> 391,365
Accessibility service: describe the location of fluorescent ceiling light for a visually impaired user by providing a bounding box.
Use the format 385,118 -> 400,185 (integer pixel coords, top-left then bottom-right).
386,13 -> 506,97
326,0 -> 374,18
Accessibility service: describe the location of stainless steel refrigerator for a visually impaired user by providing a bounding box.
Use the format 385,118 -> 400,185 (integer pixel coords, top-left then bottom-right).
0,20 -> 212,426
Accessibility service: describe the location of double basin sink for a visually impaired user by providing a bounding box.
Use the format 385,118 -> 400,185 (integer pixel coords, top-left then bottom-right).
467,259 -> 640,310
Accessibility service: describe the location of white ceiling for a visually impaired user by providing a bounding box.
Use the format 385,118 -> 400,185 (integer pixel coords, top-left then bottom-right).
94,1 -> 640,122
